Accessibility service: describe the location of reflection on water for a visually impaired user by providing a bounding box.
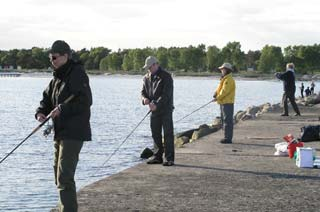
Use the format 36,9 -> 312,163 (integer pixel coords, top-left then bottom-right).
0,75 -> 284,211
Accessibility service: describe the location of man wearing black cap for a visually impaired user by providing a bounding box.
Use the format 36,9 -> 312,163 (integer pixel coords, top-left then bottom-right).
35,40 -> 92,211
141,56 -> 175,166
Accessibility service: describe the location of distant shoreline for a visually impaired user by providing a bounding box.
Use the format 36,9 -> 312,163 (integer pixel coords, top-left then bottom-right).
1,69 -> 319,81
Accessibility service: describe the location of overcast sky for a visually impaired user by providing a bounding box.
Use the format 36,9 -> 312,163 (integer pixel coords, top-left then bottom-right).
1,0 -> 319,52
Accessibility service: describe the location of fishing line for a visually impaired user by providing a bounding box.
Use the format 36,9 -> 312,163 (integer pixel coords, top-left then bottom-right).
92,110 -> 151,177
0,95 -> 74,164
91,100 -> 214,177
175,99 -> 214,123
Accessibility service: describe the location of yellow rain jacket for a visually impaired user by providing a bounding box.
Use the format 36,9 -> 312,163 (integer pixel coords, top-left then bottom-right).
215,73 -> 235,104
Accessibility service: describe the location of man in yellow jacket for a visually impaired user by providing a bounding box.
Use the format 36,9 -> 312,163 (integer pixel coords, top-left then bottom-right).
213,63 -> 236,144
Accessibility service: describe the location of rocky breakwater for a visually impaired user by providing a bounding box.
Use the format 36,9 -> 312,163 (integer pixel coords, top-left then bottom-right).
174,102 -> 282,148
296,92 -> 320,106
174,92 -> 320,148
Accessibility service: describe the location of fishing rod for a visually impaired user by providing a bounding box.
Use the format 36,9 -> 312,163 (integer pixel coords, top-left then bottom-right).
93,110 -> 151,176
175,99 -> 214,123
0,95 -> 74,164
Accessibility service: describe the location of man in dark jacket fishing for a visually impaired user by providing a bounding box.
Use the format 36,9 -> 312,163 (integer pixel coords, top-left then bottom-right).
275,63 -> 301,116
141,56 -> 175,166
35,40 -> 92,212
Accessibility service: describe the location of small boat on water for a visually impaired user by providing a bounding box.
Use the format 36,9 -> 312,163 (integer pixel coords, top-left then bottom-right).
0,72 -> 21,77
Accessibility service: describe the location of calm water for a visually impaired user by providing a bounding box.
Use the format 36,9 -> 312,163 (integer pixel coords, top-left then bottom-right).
0,74 -> 304,211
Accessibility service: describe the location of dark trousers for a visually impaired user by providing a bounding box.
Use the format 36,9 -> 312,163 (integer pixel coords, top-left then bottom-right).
282,92 -> 300,115
54,139 -> 83,212
221,104 -> 234,141
150,112 -> 174,162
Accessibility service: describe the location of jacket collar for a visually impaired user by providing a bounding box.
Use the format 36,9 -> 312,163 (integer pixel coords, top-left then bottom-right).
147,67 -> 162,79
53,60 -> 72,79
221,73 -> 232,80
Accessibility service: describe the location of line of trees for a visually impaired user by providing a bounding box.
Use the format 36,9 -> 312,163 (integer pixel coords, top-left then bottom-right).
1,42 -> 320,74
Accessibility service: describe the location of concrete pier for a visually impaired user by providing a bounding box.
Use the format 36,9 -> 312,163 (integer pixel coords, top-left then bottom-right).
69,104 -> 320,211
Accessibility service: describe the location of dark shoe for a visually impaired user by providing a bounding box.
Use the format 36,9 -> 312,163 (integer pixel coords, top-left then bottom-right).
146,157 -> 163,164
220,139 -> 232,144
280,114 -> 289,116
294,113 -> 301,116
163,161 -> 174,166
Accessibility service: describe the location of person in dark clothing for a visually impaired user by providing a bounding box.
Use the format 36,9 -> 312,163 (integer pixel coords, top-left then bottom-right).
300,83 -> 304,98
305,86 -> 311,97
310,81 -> 315,94
141,56 -> 175,166
275,63 -> 301,116
35,40 -> 92,212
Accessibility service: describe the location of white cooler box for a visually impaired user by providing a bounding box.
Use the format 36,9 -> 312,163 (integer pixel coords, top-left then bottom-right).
296,147 -> 314,168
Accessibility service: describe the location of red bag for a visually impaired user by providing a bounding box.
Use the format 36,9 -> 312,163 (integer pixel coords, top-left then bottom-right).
283,134 -> 304,158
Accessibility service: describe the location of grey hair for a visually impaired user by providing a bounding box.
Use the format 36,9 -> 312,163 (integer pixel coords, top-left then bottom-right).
286,63 -> 295,70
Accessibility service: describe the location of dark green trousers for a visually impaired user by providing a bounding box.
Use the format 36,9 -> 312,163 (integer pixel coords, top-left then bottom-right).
150,112 -> 175,162
54,139 -> 83,212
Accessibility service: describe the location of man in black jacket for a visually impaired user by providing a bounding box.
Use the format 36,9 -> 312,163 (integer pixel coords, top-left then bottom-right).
141,56 -> 175,166
35,40 -> 92,212
275,63 -> 301,116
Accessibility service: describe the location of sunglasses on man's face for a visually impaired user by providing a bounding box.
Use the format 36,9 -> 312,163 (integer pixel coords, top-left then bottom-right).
49,55 -> 62,61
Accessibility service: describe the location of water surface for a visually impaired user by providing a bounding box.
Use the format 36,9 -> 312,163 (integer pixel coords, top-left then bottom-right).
0,74 -> 297,211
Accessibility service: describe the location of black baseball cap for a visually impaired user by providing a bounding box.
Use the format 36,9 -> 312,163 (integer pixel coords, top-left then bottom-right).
49,40 -> 71,55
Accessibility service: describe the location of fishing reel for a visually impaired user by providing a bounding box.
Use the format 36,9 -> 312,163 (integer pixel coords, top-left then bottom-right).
43,121 -> 53,137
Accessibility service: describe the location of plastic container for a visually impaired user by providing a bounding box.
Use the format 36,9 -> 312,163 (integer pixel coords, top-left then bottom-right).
296,147 -> 314,168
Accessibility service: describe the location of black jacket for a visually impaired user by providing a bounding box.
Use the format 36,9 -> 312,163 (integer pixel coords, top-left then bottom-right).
36,60 -> 92,141
276,69 -> 296,94
141,67 -> 174,115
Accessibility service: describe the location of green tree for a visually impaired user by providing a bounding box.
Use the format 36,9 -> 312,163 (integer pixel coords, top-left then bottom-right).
122,50 -> 134,71
221,41 -> 245,71
258,45 -> 283,73
31,47 -> 48,69
179,44 -> 206,71
100,52 -> 123,71
167,47 -> 181,71
296,45 -> 320,74
87,47 -> 111,69
283,46 -> 305,73
0,49 -> 19,68
156,47 -> 168,69
17,49 -> 32,69
206,45 -> 222,71
131,48 -> 154,71
245,50 -> 261,70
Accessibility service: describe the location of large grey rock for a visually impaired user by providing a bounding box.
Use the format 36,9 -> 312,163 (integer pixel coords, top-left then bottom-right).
261,103 -> 272,113
175,128 -> 197,139
191,124 -> 219,140
241,113 -> 254,121
304,94 -> 320,105
235,110 -> 246,122
246,106 -> 261,116
212,117 -> 222,126
174,136 -> 190,148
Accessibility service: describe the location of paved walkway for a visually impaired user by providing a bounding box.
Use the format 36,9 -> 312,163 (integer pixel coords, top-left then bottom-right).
77,105 -> 320,212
